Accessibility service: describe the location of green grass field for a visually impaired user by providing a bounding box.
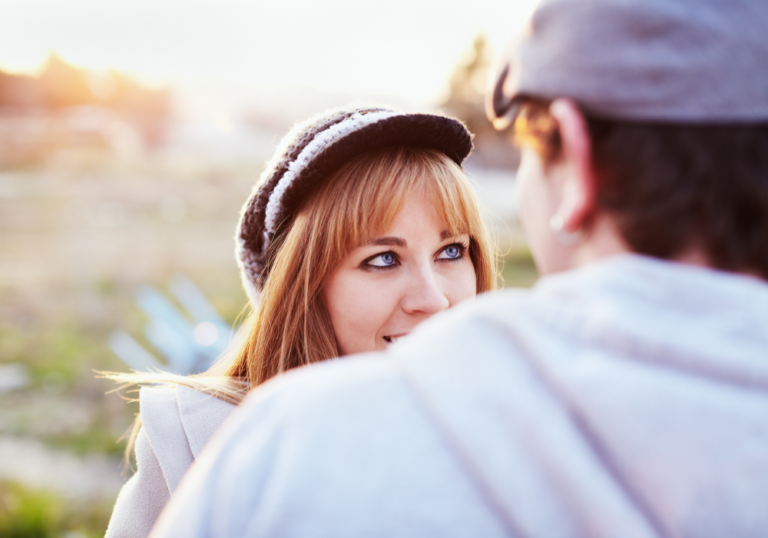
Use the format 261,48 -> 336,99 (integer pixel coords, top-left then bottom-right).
498,244 -> 538,289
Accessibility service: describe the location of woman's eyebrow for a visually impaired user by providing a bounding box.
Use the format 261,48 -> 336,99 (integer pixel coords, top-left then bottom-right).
367,237 -> 407,247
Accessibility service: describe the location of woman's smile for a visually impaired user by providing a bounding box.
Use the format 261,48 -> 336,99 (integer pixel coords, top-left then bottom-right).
383,333 -> 408,344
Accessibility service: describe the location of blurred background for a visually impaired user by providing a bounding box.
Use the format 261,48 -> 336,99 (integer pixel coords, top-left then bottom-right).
0,0 -> 537,535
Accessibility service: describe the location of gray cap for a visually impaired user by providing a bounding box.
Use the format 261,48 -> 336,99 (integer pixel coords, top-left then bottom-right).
489,0 -> 768,128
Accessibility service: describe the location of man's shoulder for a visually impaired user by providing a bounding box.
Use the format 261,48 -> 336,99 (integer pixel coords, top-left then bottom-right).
404,286 -> 535,340
236,350 -> 407,428
234,287 -> 539,424
268,288 -> 528,376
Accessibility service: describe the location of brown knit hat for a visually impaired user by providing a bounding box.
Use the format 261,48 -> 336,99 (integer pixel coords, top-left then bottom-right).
236,105 -> 473,305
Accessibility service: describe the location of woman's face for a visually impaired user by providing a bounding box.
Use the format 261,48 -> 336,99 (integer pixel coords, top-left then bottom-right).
323,190 -> 477,355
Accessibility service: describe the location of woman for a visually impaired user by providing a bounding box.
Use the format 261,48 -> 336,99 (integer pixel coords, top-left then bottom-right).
104,105 -> 496,537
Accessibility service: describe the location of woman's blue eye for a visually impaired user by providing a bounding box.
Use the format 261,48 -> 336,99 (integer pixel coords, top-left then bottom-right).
444,246 -> 460,258
368,252 -> 397,267
438,243 -> 465,260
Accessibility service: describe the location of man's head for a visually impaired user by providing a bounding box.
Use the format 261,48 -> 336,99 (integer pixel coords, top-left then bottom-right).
488,0 -> 768,278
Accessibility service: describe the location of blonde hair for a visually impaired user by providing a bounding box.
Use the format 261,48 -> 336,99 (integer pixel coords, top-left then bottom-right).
104,146 -> 496,463
225,145 -> 495,386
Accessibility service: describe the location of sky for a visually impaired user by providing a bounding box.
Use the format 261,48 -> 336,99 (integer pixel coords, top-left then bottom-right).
0,0 -> 537,117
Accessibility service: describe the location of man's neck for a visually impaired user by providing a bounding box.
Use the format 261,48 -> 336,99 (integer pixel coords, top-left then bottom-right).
573,214 -> 631,268
574,215 -> 762,280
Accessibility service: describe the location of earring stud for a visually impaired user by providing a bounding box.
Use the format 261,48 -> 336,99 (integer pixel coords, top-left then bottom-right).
549,214 -> 585,246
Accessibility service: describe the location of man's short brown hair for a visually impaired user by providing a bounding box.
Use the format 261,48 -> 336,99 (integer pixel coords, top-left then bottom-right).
513,100 -> 768,279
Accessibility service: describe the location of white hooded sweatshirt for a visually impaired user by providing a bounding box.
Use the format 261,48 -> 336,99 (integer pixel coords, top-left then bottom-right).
150,255 -> 768,538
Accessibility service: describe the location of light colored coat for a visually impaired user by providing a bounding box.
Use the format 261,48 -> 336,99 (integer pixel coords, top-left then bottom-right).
151,255 -> 768,538
105,385 -> 235,538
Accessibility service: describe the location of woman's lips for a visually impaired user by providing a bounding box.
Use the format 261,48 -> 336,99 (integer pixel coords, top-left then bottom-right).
383,333 -> 409,344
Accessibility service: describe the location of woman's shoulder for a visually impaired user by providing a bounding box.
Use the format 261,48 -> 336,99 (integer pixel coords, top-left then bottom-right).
140,385 -> 237,457
139,385 -> 238,487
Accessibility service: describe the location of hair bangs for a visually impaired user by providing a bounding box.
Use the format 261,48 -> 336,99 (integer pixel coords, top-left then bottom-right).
318,147 -> 478,255
422,155 -> 478,240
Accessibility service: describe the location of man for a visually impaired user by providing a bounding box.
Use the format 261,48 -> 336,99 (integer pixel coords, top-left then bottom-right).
151,1 -> 768,536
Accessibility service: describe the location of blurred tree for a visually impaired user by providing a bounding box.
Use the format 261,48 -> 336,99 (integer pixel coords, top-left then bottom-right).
106,71 -> 172,148
0,54 -> 172,149
0,69 -> 45,108
441,35 -> 519,169
40,52 -> 94,108
443,35 -> 492,136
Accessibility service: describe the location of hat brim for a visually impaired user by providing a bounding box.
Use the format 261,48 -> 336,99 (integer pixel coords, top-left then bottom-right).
278,112 -> 473,228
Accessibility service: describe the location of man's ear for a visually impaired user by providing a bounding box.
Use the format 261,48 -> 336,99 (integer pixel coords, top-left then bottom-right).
548,99 -> 596,233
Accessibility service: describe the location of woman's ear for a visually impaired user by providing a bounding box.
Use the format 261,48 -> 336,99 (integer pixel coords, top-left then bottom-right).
548,99 -> 596,233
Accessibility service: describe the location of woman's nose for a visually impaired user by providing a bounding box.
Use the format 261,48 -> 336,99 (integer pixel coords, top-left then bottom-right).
400,265 -> 450,315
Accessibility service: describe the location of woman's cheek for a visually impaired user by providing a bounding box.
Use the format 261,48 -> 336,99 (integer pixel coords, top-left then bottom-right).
440,261 -> 477,303
330,273 -> 393,333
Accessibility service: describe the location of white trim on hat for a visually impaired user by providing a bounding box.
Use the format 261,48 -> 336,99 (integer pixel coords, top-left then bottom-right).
236,235 -> 262,307
262,110 -> 399,247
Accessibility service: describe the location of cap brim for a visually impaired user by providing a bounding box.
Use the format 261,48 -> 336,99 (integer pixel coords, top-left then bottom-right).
488,63 -> 529,131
